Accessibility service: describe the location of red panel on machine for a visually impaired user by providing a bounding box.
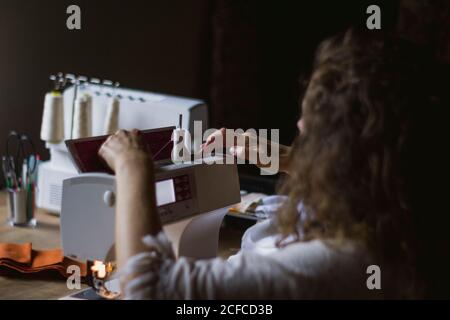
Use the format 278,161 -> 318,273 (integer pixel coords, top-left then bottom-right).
65,127 -> 174,173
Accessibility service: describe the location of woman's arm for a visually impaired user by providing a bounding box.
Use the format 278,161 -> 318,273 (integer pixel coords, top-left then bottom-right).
120,232 -> 342,299
202,128 -> 292,174
98,129 -> 162,270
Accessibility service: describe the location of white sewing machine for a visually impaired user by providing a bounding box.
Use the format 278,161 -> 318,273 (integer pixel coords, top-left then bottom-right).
60,158 -> 241,262
37,84 -> 208,213
60,155 -> 240,299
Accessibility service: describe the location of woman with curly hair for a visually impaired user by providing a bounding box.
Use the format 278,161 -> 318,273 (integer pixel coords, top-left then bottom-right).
98,29 -> 449,299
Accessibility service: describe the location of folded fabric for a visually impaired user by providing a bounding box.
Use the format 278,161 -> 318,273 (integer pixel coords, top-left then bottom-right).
0,242 -> 87,280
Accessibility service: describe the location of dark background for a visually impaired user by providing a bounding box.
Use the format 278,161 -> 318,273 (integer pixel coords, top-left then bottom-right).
0,0 -> 448,186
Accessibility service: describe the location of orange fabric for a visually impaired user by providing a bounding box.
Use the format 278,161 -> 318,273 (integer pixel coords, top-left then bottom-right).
0,242 -> 87,279
0,243 -> 32,264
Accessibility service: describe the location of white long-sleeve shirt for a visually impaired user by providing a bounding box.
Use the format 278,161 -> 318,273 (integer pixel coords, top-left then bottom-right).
120,216 -> 382,299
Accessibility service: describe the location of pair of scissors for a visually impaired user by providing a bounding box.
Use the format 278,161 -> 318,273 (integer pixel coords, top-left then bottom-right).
5,131 -> 37,187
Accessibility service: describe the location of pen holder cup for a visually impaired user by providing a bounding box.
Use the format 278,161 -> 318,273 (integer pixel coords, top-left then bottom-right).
7,188 -> 36,227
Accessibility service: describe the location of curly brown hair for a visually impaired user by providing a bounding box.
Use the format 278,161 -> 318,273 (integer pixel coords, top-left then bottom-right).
277,29 -> 450,298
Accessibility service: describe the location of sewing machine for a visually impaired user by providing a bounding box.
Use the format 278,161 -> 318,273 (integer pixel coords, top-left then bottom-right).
60,156 -> 240,299
54,112 -> 241,298
61,158 -> 241,261
37,83 -> 208,214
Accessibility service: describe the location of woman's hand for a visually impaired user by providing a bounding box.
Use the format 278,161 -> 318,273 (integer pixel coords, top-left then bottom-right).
201,128 -> 292,174
98,129 -> 152,173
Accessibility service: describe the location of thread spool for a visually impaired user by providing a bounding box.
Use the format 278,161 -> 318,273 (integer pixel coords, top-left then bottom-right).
40,92 -> 64,143
103,97 -> 120,134
171,128 -> 191,163
72,94 -> 92,139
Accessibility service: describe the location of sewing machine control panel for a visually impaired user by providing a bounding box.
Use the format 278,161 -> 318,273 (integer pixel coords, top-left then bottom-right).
173,174 -> 192,202
156,173 -> 197,224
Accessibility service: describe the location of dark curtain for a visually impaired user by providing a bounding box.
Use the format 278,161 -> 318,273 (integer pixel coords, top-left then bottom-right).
209,1 -> 400,146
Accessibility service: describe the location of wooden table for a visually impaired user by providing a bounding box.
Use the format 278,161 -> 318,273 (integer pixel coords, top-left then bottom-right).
0,190 -> 245,299
0,190 -> 89,299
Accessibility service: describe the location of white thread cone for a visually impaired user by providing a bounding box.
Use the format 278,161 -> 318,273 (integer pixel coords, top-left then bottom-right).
103,97 -> 120,134
72,94 -> 92,139
40,92 -> 64,143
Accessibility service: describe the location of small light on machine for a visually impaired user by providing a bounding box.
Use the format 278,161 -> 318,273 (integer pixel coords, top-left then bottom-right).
90,260 -> 119,299
91,260 -> 107,279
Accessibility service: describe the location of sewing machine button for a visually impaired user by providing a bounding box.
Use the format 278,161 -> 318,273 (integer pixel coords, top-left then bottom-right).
103,190 -> 115,207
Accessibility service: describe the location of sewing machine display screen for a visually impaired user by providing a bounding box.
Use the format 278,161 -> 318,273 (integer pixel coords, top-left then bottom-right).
156,174 -> 192,207
156,179 -> 176,206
